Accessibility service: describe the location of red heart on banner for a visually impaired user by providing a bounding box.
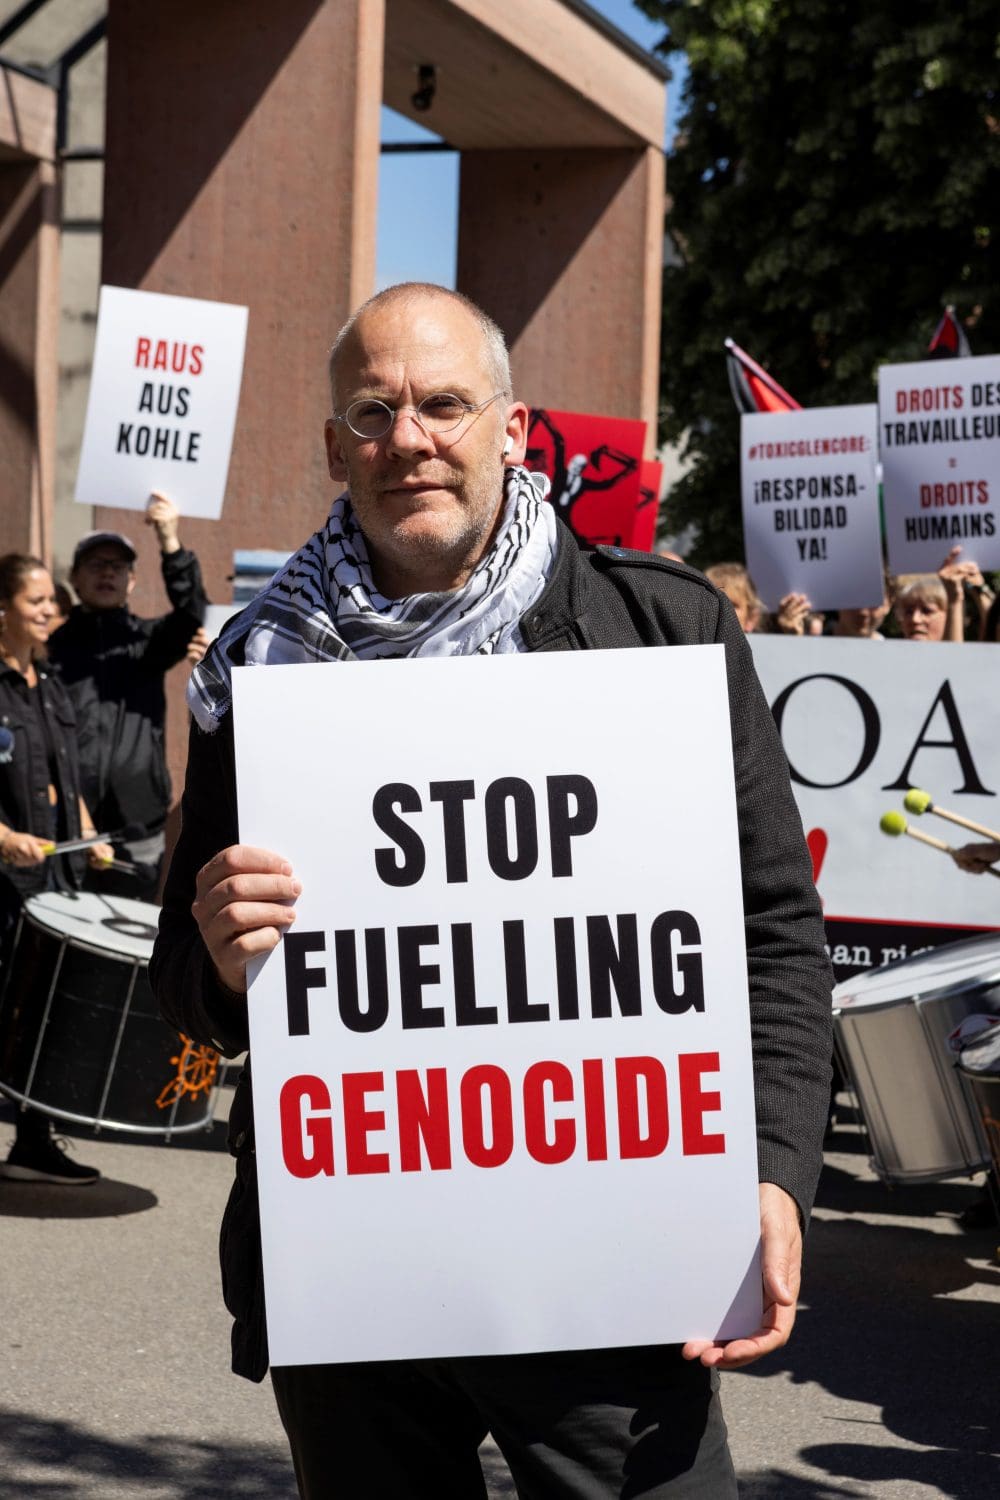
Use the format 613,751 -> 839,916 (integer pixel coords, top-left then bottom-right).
806,828 -> 828,885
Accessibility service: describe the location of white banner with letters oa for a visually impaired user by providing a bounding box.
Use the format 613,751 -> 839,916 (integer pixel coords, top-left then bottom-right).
741,405 -> 883,612
74,285 -> 248,520
749,637 -> 1000,978
878,354 -> 1000,574
233,648 -> 761,1367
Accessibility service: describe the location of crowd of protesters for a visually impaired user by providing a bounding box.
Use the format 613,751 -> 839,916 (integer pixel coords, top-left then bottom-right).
0,493 -> 206,1184
1,491 -> 995,1191
696,545 -> 997,643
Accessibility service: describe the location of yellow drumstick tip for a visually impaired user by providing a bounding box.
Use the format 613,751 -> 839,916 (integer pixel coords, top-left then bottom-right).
879,811 -> 907,837
903,789 -> 932,815
40,841 -> 56,855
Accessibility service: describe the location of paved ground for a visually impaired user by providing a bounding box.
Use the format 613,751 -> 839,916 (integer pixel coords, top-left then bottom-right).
1,1093 -> 997,1498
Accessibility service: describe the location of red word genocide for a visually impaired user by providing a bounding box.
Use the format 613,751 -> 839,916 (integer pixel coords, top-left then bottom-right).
279,1053 -> 726,1178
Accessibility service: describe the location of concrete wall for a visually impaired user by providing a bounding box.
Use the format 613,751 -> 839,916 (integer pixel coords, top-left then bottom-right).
2,0 -> 667,851
53,37 -> 105,578
97,0 -> 383,618
0,0 -> 106,576
458,146 -> 663,446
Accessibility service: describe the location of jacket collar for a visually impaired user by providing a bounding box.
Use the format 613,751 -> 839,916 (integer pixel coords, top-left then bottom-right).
519,518 -> 593,651
0,658 -> 48,687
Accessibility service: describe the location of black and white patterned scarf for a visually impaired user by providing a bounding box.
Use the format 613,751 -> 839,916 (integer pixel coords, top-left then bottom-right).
188,465 -> 558,731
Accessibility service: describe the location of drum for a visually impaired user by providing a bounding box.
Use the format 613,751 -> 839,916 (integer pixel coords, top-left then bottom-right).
832,932 -> 1000,1184
956,1024 -> 1000,1185
0,890 -> 220,1138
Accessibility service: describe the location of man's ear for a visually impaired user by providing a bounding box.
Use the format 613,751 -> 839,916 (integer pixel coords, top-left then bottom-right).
126,571 -> 137,600
501,402 -> 530,465
324,418 -> 349,482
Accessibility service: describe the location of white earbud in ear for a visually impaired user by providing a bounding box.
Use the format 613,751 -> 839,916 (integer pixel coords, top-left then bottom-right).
503,436 -> 514,457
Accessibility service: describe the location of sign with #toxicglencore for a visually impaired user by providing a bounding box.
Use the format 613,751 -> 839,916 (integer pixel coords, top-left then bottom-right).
74,285 -> 248,520
879,354 -> 1000,573
741,405 -> 883,612
233,648 -> 761,1367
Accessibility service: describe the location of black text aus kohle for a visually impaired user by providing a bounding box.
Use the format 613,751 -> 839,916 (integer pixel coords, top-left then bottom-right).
282,774 -> 707,1038
116,380 -> 201,462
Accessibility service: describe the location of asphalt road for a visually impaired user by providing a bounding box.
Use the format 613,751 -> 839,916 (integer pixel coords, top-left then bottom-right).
1,1094 -> 997,1499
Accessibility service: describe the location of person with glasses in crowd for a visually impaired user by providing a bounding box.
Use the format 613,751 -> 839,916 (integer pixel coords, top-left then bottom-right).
48,493 -> 207,898
150,283 -> 832,1499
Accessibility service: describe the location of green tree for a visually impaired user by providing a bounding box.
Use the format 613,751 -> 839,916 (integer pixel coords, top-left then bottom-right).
637,0 -> 1000,561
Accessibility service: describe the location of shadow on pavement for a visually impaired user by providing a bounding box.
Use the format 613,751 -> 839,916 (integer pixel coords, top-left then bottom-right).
800,1440 -> 998,1499
0,1178 -> 157,1219
816,1156 -> 991,1221
737,1163 -> 1000,1500
738,1473 -> 866,1498
0,1410 -> 296,1498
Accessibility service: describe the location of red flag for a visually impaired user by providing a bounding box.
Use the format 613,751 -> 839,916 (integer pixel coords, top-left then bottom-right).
632,461 -> 663,552
725,338 -> 801,414
928,306 -> 972,359
523,408 -> 646,548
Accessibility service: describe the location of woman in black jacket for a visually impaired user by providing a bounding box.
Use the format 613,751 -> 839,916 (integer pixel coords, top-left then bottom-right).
0,554 -> 112,1184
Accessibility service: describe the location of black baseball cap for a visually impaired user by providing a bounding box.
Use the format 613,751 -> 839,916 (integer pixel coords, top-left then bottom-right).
72,531 -> 138,568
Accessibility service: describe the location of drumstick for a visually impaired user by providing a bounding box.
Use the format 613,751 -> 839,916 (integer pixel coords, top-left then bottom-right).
44,832 -> 112,856
880,811 -> 1000,876
903,788 -> 1000,842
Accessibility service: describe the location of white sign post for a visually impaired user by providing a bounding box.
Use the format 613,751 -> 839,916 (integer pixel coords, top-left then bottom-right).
233,648 -> 762,1368
741,405 -> 883,611
878,354 -> 1000,573
74,285 -> 248,520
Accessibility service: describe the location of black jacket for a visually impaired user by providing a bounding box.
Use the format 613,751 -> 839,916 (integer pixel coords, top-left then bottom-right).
48,547 -> 207,837
0,662 -> 92,912
150,529 -> 833,1382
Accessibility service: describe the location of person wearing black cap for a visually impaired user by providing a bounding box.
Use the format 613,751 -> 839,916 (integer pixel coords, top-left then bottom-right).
48,492 -> 207,897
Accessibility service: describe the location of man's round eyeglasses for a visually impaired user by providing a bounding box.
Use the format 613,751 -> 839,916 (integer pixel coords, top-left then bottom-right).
334,391 -> 505,440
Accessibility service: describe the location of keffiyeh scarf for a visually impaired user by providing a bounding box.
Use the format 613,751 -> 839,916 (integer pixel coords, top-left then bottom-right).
188,465 -> 558,732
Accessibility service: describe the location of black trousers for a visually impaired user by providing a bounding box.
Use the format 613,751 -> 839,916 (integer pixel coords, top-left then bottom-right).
271,1343 -> 737,1499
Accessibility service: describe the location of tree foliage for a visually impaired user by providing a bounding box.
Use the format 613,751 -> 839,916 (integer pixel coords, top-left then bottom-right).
636,0 -> 1000,561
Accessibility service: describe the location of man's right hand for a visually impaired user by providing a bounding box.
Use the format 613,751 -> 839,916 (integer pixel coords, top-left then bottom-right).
950,840 -> 1000,875
185,625 -> 210,666
0,832 -> 52,868
146,490 -> 182,555
775,592 -> 811,635
192,845 -> 301,994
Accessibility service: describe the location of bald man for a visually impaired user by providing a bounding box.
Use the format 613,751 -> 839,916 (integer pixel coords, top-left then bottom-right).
151,283 -> 831,1499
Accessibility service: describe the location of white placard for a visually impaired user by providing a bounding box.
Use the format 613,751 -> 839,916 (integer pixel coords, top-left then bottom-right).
878,355 -> 1000,573
233,649 -> 762,1367
749,636 -> 1000,932
74,285 -> 248,520
741,405 -> 883,611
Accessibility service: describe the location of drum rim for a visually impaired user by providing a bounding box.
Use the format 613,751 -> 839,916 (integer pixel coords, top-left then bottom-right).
833,966 -> 1000,1013
0,1080 -> 215,1136
19,899 -> 157,960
